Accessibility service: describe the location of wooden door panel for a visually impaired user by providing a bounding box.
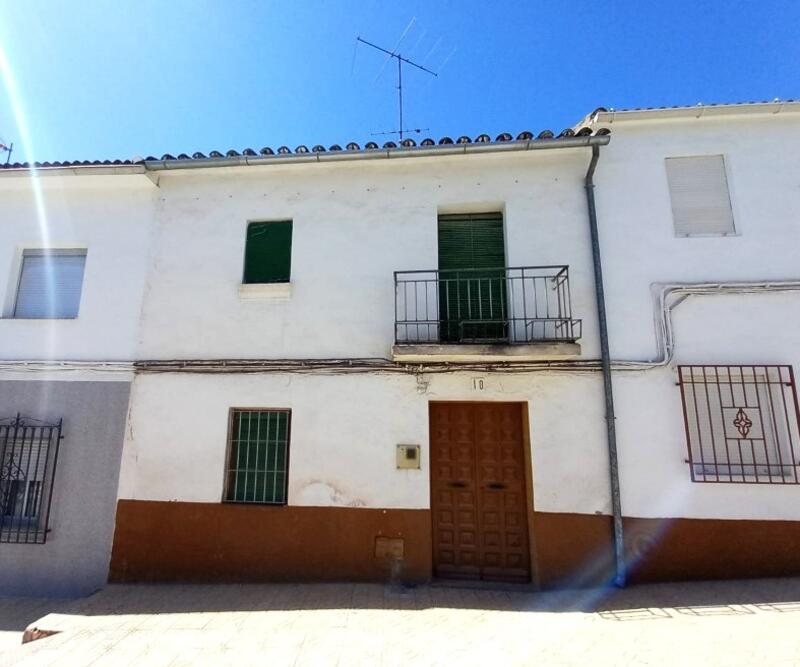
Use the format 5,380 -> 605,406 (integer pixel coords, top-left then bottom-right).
430,402 -> 531,583
430,403 -> 480,579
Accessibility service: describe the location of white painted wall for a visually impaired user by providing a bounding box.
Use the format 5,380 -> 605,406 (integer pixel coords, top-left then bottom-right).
120,110 -> 800,523
615,292 -> 800,520
593,113 -> 800,520
118,370 -> 611,514
0,174 -> 157,361
593,114 -> 800,361
136,149 -> 601,360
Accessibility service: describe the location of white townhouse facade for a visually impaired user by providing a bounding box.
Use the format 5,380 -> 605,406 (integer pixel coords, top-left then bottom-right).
2,100 -> 799,594
0,166 -> 156,595
577,102 -> 800,584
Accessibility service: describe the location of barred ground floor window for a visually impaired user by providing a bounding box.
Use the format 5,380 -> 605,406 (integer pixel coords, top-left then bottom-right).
224,409 -> 290,504
0,415 -> 63,544
678,365 -> 800,484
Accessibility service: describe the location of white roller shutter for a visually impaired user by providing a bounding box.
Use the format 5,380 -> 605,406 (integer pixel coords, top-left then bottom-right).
13,250 -> 87,318
665,155 -> 735,236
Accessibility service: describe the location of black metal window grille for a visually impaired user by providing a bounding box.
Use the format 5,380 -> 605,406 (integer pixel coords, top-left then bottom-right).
0,415 -> 63,544
224,409 -> 290,505
678,366 -> 800,484
394,265 -> 582,345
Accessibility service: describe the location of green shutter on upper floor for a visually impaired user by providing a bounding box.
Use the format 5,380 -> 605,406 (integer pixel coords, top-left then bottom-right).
437,213 -> 505,271
243,221 -> 293,284
437,213 -> 508,342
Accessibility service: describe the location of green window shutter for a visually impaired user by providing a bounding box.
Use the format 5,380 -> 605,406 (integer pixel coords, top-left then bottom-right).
437,213 -> 507,342
438,213 -> 505,271
243,221 -> 292,283
226,410 -> 290,504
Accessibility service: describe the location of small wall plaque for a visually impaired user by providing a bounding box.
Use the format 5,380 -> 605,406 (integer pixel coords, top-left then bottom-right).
396,444 -> 421,469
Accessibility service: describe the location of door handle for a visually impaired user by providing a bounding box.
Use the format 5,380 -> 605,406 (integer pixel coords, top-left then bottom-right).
447,481 -> 468,488
486,482 -> 506,490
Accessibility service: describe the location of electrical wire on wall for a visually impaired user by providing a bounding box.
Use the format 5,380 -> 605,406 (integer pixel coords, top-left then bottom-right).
3,281 -> 799,377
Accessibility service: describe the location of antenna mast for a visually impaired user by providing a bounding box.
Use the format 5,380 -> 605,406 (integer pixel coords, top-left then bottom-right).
0,140 -> 12,166
356,36 -> 437,141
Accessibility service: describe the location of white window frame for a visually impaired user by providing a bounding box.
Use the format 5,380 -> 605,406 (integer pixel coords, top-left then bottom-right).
665,155 -> 737,238
10,248 -> 87,319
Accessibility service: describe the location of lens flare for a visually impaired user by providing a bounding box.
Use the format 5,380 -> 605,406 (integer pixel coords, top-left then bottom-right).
0,41 -> 58,355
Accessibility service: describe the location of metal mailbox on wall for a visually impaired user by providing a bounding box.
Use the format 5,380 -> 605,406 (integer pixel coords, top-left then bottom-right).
396,444 -> 420,469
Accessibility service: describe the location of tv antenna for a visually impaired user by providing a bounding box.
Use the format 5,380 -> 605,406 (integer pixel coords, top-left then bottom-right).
356,35 -> 437,141
0,138 -> 12,166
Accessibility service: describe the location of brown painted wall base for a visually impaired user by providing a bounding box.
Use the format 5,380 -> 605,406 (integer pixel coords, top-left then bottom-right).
624,516 -> 800,584
111,502 -> 800,588
109,500 -> 432,584
533,511 -> 800,589
532,512 -> 616,589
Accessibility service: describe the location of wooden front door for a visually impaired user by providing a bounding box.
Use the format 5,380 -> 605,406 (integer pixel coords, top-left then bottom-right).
429,402 -> 531,582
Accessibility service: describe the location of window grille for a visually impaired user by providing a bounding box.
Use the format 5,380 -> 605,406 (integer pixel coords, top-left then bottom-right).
678,366 -> 800,483
225,410 -> 290,504
665,155 -> 735,236
0,415 -> 63,544
14,249 -> 87,318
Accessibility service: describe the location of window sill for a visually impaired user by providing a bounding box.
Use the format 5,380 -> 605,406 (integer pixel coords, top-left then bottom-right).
222,500 -> 288,506
2,316 -> 78,320
675,232 -> 740,238
238,282 -> 292,301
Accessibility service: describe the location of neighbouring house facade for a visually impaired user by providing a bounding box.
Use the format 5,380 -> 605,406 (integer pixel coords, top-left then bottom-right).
0,167 -> 156,595
2,100 -> 799,594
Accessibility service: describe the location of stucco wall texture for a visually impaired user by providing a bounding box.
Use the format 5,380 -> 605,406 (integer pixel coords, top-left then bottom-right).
0,380 -> 130,596
0,175 -> 156,362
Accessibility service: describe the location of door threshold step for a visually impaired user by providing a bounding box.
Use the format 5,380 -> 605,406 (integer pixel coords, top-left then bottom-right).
430,578 -> 538,593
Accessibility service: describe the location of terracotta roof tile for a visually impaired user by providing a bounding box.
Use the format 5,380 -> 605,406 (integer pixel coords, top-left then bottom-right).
1,128 -> 605,170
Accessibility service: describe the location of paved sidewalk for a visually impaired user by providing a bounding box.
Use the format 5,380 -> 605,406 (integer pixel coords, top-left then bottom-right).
0,598 -> 72,655
2,578 -> 800,665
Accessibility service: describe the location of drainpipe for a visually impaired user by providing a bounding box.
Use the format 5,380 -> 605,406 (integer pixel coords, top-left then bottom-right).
585,143 -> 626,587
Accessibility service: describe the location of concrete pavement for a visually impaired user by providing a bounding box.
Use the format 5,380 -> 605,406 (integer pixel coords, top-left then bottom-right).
2,577 -> 800,665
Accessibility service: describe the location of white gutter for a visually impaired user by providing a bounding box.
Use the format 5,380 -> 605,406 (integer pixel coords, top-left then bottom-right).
0,164 -> 147,178
0,135 -> 610,178
141,135 -> 610,172
582,101 -> 800,127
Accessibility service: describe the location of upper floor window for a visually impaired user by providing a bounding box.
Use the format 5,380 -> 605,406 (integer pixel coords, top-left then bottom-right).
437,212 -> 507,342
13,249 -> 87,319
678,365 -> 800,484
665,155 -> 735,236
243,221 -> 292,284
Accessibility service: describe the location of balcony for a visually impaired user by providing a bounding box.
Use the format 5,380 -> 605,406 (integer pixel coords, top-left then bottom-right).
393,265 -> 582,362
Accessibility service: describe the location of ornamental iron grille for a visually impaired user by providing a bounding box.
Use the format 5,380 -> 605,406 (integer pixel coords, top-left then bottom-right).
678,366 -> 800,484
0,414 -> 63,543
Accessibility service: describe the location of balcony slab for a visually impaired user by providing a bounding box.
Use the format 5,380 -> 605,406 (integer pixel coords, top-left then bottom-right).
391,342 -> 581,363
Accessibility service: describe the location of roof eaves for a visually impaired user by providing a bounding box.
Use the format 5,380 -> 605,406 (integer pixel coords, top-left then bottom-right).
0,128 -> 610,175
577,100 -> 800,128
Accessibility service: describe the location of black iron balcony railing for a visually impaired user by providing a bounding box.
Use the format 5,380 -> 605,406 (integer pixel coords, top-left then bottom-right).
394,265 -> 582,345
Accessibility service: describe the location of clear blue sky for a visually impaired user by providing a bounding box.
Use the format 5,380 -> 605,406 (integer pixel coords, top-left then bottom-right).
1,0 -> 797,163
